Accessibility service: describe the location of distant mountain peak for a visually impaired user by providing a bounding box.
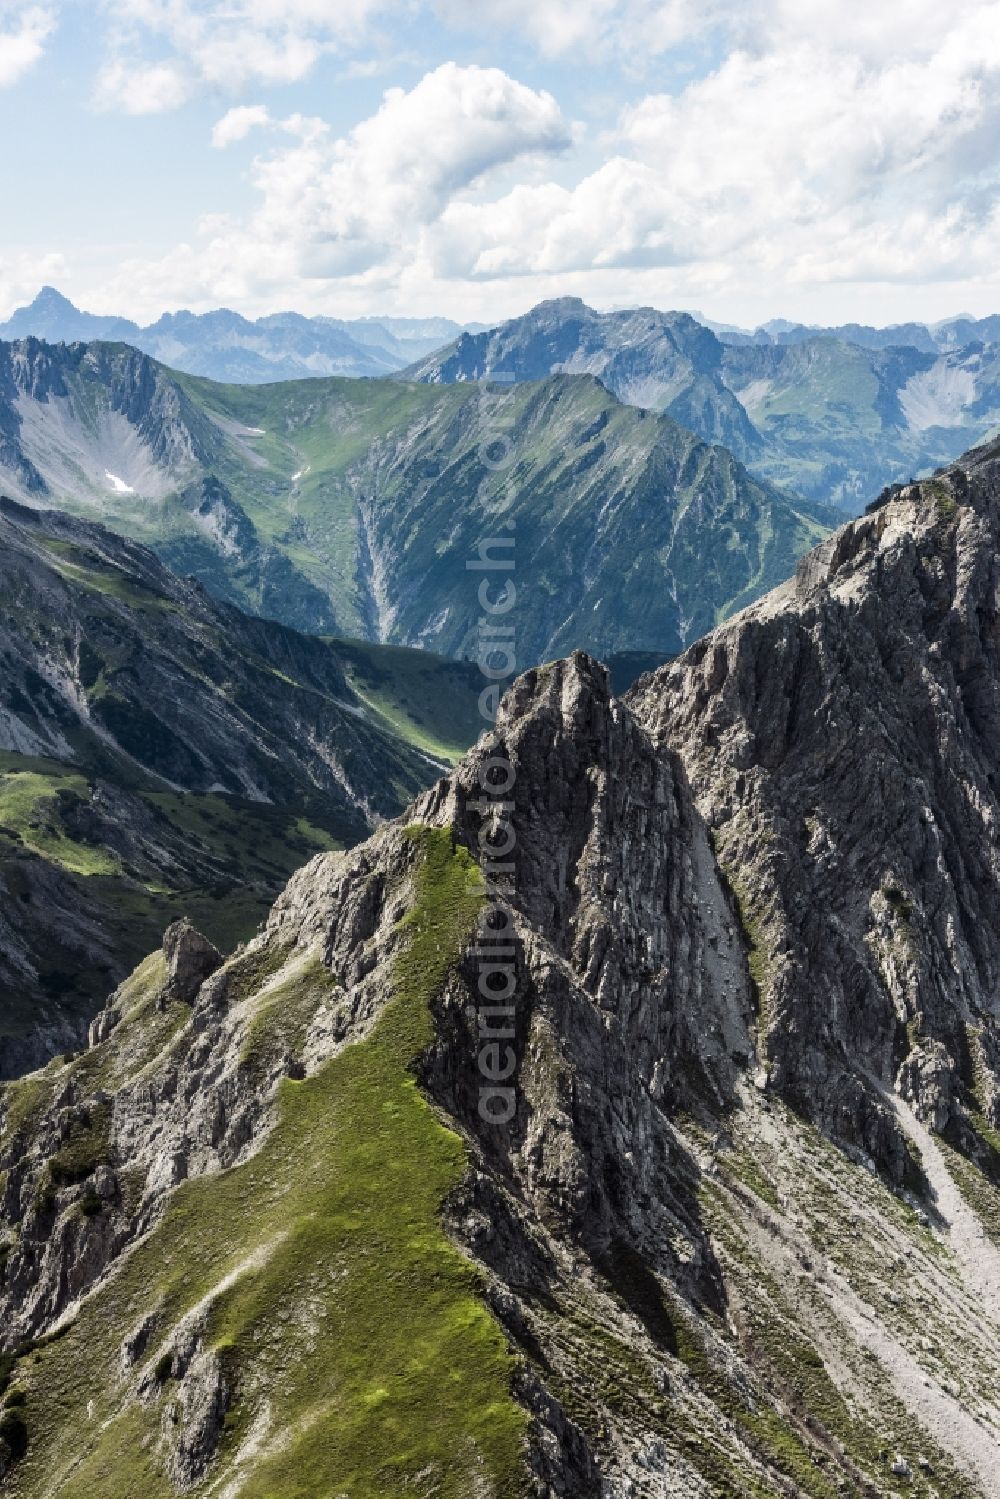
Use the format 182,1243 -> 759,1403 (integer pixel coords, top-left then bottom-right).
531,294 -> 590,311
30,285 -> 79,311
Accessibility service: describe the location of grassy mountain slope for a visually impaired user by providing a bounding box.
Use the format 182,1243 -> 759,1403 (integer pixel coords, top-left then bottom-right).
0,830 -> 527,1499
0,338 -> 833,661
720,336 -> 1000,509
0,499 -> 483,1074
403,295 -> 763,462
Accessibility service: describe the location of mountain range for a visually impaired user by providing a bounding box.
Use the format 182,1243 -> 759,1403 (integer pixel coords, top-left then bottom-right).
406,298 -> 1000,510
9,290 -> 1000,516
711,311 -> 1000,352
0,497 -> 485,1077
2,439 -> 999,1495
0,336 -> 834,661
0,287 -> 477,383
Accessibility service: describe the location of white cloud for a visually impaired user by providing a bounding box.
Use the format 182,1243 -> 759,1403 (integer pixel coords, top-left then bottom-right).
96,0 -> 391,110
51,0 -> 1000,325
212,104 -> 272,149
749,0 -> 987,61
418,1 -> 1000,301
0,4 -> 54,88
100,63 -> 571,311
88,0 -> 719,110
433,0 -> 712,61
96,58 -> 191,115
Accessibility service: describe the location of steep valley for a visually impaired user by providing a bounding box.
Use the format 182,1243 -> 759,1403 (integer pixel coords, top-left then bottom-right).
0,497 -> 483,1076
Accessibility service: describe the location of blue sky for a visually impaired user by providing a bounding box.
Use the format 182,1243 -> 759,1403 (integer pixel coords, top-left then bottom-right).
2,1 -> 1000,327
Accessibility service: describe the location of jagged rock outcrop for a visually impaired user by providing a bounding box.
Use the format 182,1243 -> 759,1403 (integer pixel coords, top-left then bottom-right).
630,439 -> 1000,1182
413,653 -> 753,1117
2,445 -> 1000,1496
162,922 -> 222,1004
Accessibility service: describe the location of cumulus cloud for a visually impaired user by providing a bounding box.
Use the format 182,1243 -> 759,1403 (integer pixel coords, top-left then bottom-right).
95,58 -> 191,115
77,0 -> 1000,321
212,104 -> 272,149
423,0 -> 1000,299
0,4 -> 55,88
104,63 -> 571,310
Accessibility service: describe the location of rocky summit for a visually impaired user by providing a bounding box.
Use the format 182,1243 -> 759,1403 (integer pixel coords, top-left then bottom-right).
2,441 -> 1000,1497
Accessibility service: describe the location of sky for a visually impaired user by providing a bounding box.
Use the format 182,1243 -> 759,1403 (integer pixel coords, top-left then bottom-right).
1,0 -> 1000,328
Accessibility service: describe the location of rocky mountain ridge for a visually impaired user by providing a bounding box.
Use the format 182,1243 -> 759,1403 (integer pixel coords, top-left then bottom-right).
1,443 -> 999,1494
12,290 -> 1000,515
630,442 -> 1000,1180
406,296 -> 763,462
714,312 -> 1000,353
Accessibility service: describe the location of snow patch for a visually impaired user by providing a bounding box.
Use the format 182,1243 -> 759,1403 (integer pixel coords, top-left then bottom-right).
105,471 -> 135,495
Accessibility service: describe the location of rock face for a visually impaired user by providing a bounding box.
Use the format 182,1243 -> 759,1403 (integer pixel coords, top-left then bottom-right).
162,922 -> 222,1004
629,440 -> 1000,1179
412,653 -> 754,1123
2,445 -> 1000,1496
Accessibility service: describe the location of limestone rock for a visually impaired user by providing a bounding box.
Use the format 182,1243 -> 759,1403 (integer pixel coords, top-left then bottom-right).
630,442 -> 1000,1177
897,1040 -> 957,1132
162,920 -> 222,1004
